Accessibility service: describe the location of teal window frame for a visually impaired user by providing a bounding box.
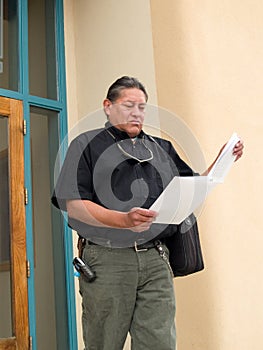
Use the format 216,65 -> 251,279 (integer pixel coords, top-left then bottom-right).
0,1 -> 77,349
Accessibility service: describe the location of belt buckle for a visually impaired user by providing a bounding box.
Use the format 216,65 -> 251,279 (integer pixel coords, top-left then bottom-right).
134,241 -> 148,252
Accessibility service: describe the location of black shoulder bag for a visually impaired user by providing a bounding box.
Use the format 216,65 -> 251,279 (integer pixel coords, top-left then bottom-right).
164,213 -> 204,277
147,136 -> 204,277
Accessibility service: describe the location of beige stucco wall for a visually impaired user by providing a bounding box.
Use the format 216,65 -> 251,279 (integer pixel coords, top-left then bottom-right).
64,0 -> 263,349
150,1 -> 263,349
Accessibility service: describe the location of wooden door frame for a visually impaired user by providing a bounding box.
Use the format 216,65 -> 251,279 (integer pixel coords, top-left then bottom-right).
0,97 -> 29,349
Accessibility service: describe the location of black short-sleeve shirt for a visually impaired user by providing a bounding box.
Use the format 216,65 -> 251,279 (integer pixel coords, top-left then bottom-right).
52,122 -> 196,246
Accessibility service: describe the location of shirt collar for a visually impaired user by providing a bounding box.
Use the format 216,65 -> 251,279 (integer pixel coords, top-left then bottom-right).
104,121 -> 145,141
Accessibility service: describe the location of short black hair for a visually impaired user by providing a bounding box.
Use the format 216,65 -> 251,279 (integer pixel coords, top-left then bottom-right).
106,76 -> 148,102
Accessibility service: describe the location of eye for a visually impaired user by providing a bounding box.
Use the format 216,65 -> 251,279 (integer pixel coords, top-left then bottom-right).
122,103 -> 134,109
119,102 -> 147,112
139,104 -> 146,111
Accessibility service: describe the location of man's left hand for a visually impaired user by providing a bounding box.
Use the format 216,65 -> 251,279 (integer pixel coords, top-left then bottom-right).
233,140 -> 244,161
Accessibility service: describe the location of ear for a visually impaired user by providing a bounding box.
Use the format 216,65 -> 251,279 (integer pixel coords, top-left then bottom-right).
103,99 -> 112,117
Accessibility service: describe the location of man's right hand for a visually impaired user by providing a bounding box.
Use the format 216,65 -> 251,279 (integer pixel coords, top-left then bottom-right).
125,207 -> 158,232
67,199 -> 158,232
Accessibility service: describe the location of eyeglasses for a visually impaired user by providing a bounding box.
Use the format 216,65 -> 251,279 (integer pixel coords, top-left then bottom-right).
106,129 -> 153,163
116,138 -> 153,163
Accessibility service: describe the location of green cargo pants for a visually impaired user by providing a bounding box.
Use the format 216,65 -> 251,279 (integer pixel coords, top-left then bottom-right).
79,242 -> 176,350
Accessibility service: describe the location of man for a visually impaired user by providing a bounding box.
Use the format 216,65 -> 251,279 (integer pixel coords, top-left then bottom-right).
52,76 -> 243,350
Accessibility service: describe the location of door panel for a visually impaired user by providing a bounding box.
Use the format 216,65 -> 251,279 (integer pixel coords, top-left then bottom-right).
0,118 -> 12,337
0,97 -> 28,350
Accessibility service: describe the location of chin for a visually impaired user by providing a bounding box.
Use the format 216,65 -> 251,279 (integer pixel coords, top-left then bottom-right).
127,125 -> 142,137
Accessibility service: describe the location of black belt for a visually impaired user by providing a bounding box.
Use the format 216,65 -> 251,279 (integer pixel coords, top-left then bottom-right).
134,240 -> 161,251
88,240 -> 161,252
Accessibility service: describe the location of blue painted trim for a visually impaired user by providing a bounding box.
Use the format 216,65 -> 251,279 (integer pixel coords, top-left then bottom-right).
0,91 -> 64,111
56,0 -> 78,348
23,102 -> 38,350
28,95 -> 64,110
0,90 -> 64,111
1,0 -> 77,348
0,88 -> 23,99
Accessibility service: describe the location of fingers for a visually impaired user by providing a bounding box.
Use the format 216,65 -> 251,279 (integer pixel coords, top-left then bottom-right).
233,140 -> 244,161
127,207 -> 158,232
131,207 -> 158,218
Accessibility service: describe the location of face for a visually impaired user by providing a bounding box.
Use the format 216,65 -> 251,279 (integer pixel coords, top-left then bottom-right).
103,88 -> 147,138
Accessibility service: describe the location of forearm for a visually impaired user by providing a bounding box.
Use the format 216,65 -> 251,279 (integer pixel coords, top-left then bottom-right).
201,140 -> 243,176
201,158 -> 218,176
66,199 -> 128,228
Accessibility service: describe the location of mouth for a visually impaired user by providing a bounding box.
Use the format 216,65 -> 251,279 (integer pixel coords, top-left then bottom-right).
129,120 -> 141,125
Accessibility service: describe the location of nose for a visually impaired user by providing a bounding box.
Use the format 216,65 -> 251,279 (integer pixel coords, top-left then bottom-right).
130,105 -> 143,117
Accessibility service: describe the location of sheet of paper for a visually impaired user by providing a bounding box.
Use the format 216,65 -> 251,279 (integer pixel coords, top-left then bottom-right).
208,132 -> 240,183
150,132 -> 240,224
150,176 -> 218,224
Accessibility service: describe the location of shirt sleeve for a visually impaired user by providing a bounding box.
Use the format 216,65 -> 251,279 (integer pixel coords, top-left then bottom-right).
153,137 -> 198,177
166,140 -> 199,176
51,137 -> 93,211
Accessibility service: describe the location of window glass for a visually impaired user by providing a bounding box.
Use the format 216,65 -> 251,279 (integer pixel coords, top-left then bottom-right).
0,0 -> 19,91
30,107 -> 69,349
28,0 -> 57,99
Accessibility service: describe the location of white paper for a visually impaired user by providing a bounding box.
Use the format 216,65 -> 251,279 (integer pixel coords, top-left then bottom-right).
208,132 -> 240,183
150,176 -> 217,224
150,132 -> 240,224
